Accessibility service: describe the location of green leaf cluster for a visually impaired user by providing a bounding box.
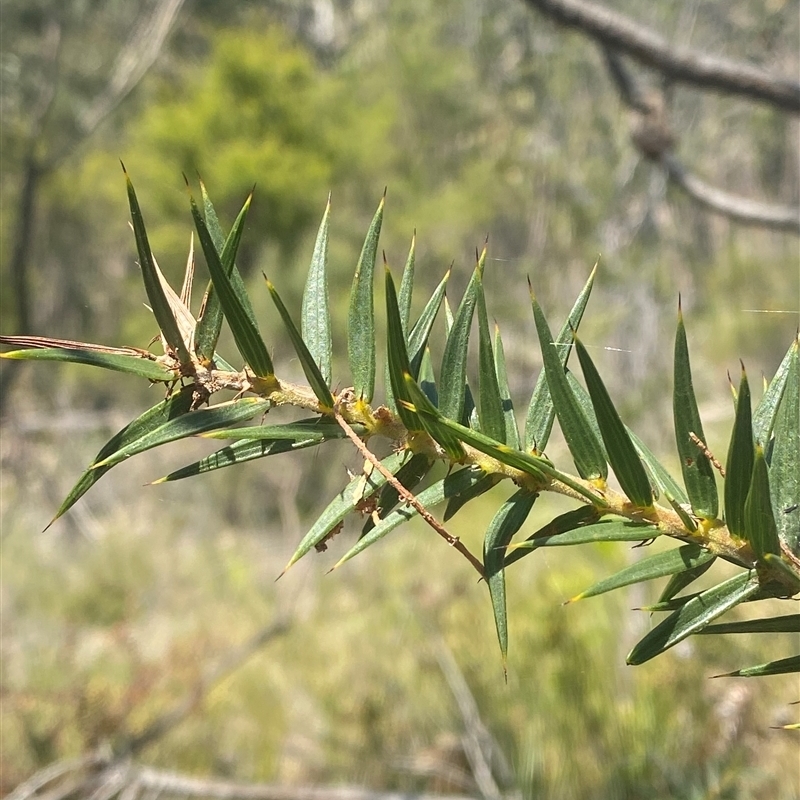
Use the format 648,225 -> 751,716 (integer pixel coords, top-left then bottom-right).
3,174 -> 797,714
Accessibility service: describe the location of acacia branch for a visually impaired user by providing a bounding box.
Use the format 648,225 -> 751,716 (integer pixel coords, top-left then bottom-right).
523,0 -> 800,112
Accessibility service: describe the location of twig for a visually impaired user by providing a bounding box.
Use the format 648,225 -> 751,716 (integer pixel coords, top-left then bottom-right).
524,0 -> 800,111
332,409 -> 485,578
689,432 -> 725,477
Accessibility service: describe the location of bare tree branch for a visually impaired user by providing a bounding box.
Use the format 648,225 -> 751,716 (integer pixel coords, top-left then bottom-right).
523,0 -> 800,112
661,154 -> 800,233
599,47 -> 800,234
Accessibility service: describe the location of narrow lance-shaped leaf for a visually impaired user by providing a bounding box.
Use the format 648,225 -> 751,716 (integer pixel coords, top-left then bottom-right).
484,489 -> 537,669
657,558 -> 716,606
568,544 -> 714,603
408,268 -> 449,377
385,265 -> 422,430
476,270 -> 506,443
627,570 -> 760,665
444,470 -> 501,521
124,167 -> 192,369
698,615 -> 800,635
574,336 -> 653,508
493,324 -> 521,450
525,263 -> 596,452
627,427 -> 688,506
0,346 -> 175,382
724,364 -> 754,536
202,418 -> 363,441
154,436 -> 324,483
673,301 -> 718,519
265,277 -> 334,409
531,290 -> 607,480
190,192 -> 275,380
770,337 -> 799,554
49,386 -> 195,526
439,250 -> 483,423
712,655 -> 800,678
281,451 -> 407,573
753,337 -> 796,447
301,196 -> 332,385
398,231 -> 416,334
743,445 -> 781,558
418,347 -> 438,405
93,398 -> 270,469
333,467 -> 487,570
194,181 -> 258,363
348,194 -> 384,402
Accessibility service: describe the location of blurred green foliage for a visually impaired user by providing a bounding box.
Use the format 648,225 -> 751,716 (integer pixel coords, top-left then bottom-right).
1,0 -> 798,797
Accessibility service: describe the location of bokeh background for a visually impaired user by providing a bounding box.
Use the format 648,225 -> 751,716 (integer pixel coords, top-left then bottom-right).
1,1 -> 799,797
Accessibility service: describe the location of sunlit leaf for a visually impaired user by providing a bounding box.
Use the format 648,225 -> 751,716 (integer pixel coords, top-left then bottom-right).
476,270 -> 506,443
743,446 -> 780,558
385,266 -> 422,430
627,570 -> 760,665
403,372 -> 465,461
266,277 -> 334,409
348,195 -> 384,402
770,337 -> 799,554
332,466 -> 487,570
439,251 -> 482,423
124,168 -> 192,369
753,337 -> 796,447
568,544 -> 714,602
673,303 -> 718,519
281,450 -> 406,573
93,398 -> 270,469
531,291 -> 607,480
50,386 -> 194,525
194,181 -> 257,363
627,428 -> 688,506
712,655 -> 800,678
301,196 -> 332,385
398,231 -> 416,334
574,336 -> 652,508
0,346 -> 176,382
484,489 -> 537,667
154,436 -> 323,483
493,324 -> 521,450
202,418 -> 360,441
525,264 -> 596,451
190,192 -> 275,379
657,558 -> 716,606
724,365 -> 754,537
407,270 -> 448,375
698,615 -> 800,635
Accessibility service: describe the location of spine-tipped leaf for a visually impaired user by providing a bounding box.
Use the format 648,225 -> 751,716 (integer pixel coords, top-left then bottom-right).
769,337 -> 799,554
194,184 -> 256,363
724,365 -> 754,536
574,336 -> 653,508
713,655 -> 800,678
439,252 -> 482,423
627,570 -> 761,665
266,277 -> 334,409
301,197 -> 333,385
531,291 -> 607,480
753,337 -> 796,447
743,446 -> 781,558
673,305 -> 718,519
568,544 -> 714,602
124,169 -> 192,369
476,272 -> 506,443
191,193 -> 274,379
348,196 -> 384,401
484,489 -> 538,666
493,324 -> 521,450
525,264 -> 596,451
398,232 -> 416,333
93,398 -> 270,469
